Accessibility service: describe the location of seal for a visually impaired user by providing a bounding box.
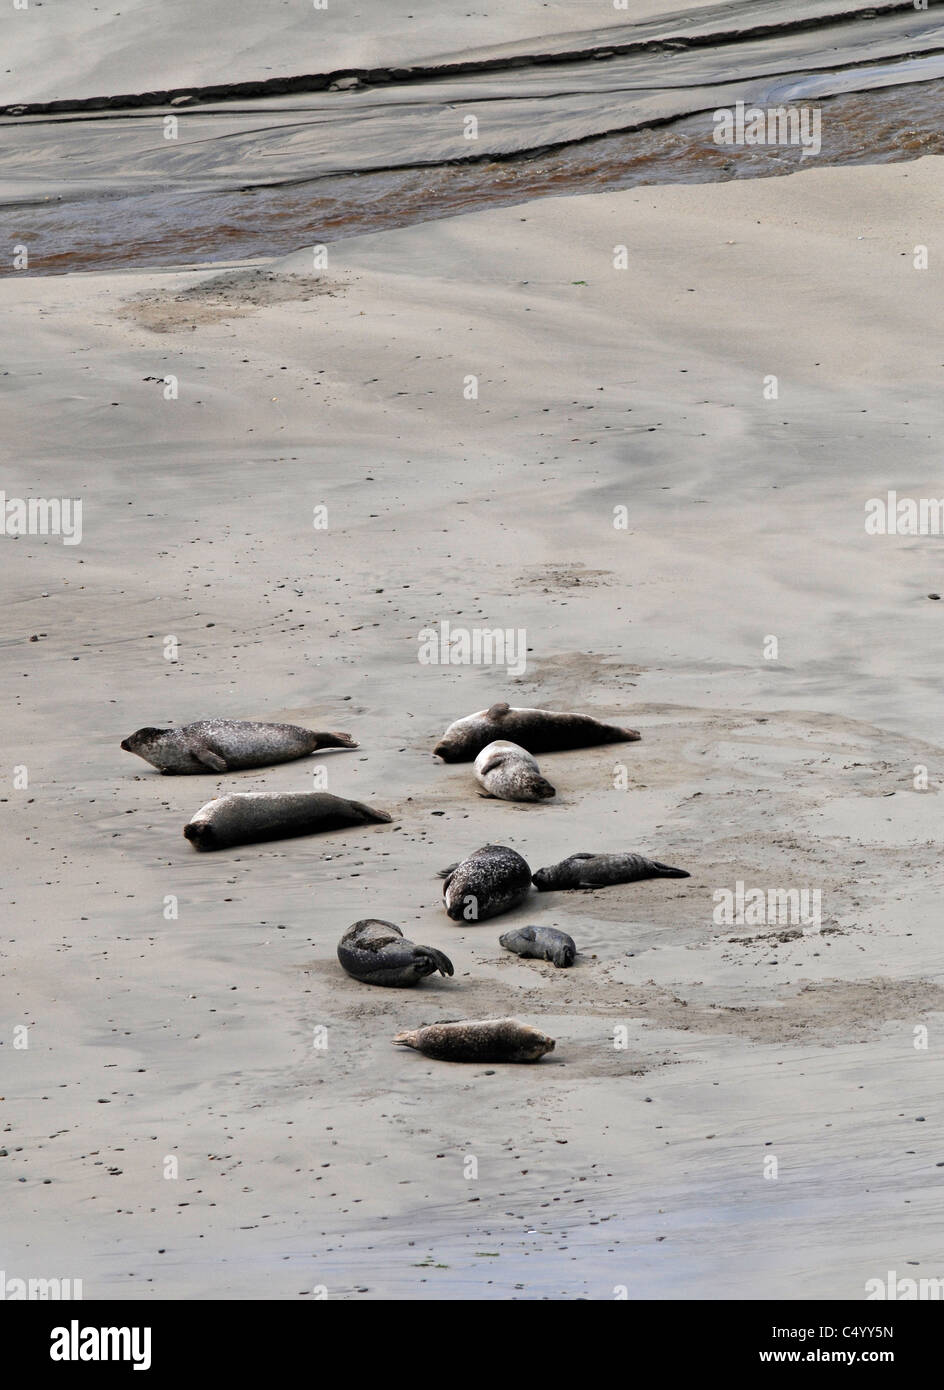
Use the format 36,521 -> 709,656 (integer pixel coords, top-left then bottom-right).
393,1017 -> 555,1063
183,791 -> 391,851
499,924 -> 577,968
532,851 -> 689,890
434,703 -> 640,762
440,844 -> 532,922
121,719 -> 357,774
473,740 -> 556,802
337,920 -> 454,987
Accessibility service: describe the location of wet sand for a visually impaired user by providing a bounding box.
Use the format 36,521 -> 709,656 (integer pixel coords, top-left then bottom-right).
3,78 -> 944,277
3,152 -> 944,1298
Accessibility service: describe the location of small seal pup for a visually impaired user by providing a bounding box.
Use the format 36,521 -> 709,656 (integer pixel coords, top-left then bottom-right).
474,740 -> 555,802
440,844 -> 532,921
434,702 -> 640,762
393,1018 -> 555,1063
183,791 -> 391,851
500,924 -> 577,968
337,920 -> 453,987
533,851 -> 689,890
121,719 -> 356,774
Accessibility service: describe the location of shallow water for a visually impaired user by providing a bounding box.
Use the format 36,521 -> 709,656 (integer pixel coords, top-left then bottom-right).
4,77 -> 943,277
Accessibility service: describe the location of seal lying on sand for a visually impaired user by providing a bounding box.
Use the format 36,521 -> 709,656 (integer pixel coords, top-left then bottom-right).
533,851 -> 689,890
393,1018 -> 555,1063
440,844 -> 532,921
122,719 -> 357,774
434,702 -> 639,761
183,791 -> 390,851
337,920 -> 453,987
500,924 -> 577,968
474,740 -> 555,802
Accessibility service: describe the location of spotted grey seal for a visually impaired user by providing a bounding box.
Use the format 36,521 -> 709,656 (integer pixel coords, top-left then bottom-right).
474,740 -> 555,802
121,719 -> 356,774
393,1017 -> 555,1063
337,920 -> 454,987
183,791 -> 390,851
434,702 -> 639,762
533,851 -> 689,890
499,924 -> 577,968
440,844 -> 532,922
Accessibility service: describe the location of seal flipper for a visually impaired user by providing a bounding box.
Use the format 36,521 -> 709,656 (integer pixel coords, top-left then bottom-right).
486,702 -> 511,720
437,862 -> 460,880
415,946 -> 454,978
314,731 -> 358,750
191,742 -> 228,773
649,860 -> 690,878
348,800 -> 392,824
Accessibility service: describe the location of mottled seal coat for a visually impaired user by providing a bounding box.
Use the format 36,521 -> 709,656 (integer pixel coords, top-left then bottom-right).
440,844 -> 532,922
337,920 -> 453,987
434,702 -> 640,762
393,1018 -> 555,1063
121,719 -> 356,774
183,791 -> 390,851
500,924 -> 577,968
533,851 -> 689,890
473,740 -> 556,802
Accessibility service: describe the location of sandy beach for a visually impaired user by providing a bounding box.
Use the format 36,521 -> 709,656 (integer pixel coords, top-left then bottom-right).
3,4 -> 944,1303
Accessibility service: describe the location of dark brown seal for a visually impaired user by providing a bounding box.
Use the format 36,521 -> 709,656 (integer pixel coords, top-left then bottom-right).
532,851 -> 689,890
434,703 -> 640,761
393,1018 -> 555,1062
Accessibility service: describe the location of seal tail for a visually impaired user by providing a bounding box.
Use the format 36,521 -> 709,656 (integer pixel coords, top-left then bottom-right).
314,731 -> 358,749
350,801 -> 392,823
649,860 -> 689,878
392,1030 -> 419,1049
416,947 -> 454,978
